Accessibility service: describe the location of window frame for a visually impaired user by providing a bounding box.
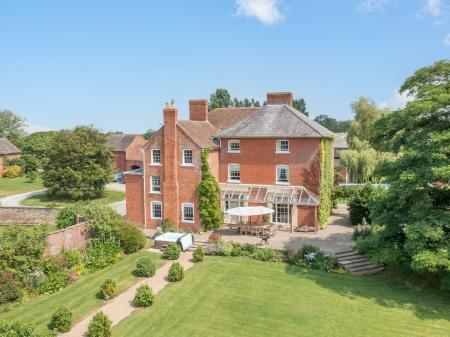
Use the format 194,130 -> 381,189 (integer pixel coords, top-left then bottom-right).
182,202 -> 195,223
150,175 -> 161,194
151,201 -> 162,219
150,149 -> 161,165
228,140 -> 241,153
276,165 -> 289,184
228,163 -> 241,183
182,149 -> 194,166
276,140 -> 290,153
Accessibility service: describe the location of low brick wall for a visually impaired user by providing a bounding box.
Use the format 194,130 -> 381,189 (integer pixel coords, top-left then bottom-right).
44,222 -> 92,256
0,206 -> 58,225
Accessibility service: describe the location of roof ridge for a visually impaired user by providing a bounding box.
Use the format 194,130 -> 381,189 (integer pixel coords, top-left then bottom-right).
284,105 -> 335,138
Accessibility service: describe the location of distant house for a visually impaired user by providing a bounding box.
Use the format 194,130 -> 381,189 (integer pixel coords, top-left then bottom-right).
0,138 -> 22,177
106,134 -> 146,173
334,133 -> 349,183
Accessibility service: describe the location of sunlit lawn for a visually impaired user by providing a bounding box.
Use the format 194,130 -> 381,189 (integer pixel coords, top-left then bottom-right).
114,257 -> 450,337
0,176 -> 44,197
0,251 -> 164,335
20,190 -> 125,207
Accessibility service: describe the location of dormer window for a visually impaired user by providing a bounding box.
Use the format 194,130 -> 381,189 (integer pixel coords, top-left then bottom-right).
276,140 -> 289,153
228,140 -> 240,153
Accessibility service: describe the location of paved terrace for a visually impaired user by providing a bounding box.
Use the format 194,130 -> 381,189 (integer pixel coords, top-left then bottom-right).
145,204 -> 354,254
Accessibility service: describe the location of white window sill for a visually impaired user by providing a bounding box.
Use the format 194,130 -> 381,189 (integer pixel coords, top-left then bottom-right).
228,180 -> 241,184
151,217 -> 162,220
275,151 -> 290,154
228,150 -> 241,153
182,220 -> 195,224
181,164 -> 194,167
150,191 -> 161,195
276,181 -> 289,185
150,163 -> 162,166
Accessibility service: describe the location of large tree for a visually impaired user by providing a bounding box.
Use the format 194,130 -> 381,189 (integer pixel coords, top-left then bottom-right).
21,131 -> 59,169
209,89 -> 233,110
42,126 -> 113,199
0,110 -> 26,145
356,60 -> 450,291
293,98 -> 308,116
143,129 -> 156,140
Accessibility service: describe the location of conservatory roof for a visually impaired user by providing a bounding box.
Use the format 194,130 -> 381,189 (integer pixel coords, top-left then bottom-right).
219,183 -> 319,207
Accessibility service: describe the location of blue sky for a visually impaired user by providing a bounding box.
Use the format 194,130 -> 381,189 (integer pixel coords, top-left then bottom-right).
0,0 -> 449,133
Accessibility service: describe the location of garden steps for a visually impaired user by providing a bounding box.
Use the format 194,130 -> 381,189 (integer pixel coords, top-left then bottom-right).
336,250 -> 385,276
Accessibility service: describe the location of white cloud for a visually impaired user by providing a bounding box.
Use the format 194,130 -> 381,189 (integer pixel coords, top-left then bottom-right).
24,122 -> 53,134
356,0 -> 394,13
444,32 -> 450,45
379,88 -> 415,109
235,0 -> 285,25
424,0 -> 442,16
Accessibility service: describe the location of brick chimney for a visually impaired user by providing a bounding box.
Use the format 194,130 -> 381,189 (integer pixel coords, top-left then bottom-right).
266,92 -> 293,106
162,100 -> 179,227
189,99 -> 208,121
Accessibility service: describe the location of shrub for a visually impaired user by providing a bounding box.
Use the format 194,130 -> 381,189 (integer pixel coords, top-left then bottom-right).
231,244 -> 242,257
25,170 -> 38,182
285,250 -> 300,264
333,185 -> 360,204
85,239 -> 122,270
162,243 -> 181,260
348,184 -> 381,225
204,243 -> 222,256
133,284 -> 154,307
208,232 -> 223,244
160,218 -> 178,233
134,257 -> 156,277
3,165 -> 22,178
219,243 -> 233,256
40,271 -> 69,294
111,219 -> 146,254
193,246 -> 204,262
57,205 -> 80,229
241,243 -> 257,256
441,273 -> 450,292
87,312 -> 112,337
300,244 -> 320,256
50,306 -> 73,332
353,219 -> 372,239
100,279 -> 117,300
168,262 -> 184,282
0,279 -> 21,304
0,321 -> 40,337
253,248 -> 275,262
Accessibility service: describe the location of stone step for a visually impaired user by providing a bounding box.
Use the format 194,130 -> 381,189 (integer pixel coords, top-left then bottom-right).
341,260 -> 372,268
346,264 -> 383,273
350,266 -> 385,276
338,258 -> 368,266
335,251 -> 360,258
337,255 -> 365,263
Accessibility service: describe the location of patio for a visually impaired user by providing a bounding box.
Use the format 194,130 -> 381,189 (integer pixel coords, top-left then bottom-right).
195,204 -> 353,253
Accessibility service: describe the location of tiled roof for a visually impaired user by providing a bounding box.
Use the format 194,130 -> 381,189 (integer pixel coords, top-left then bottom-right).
334,133 -> 349,149
177,120 -> 219,149
0,138 -> 21,155
106,134 -> 140,152
214,105 -> 334,138
208,107 -> 259,131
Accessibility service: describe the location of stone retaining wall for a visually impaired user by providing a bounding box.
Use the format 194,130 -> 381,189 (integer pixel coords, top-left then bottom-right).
0,206 -> 58,225
44,222 -> 92,256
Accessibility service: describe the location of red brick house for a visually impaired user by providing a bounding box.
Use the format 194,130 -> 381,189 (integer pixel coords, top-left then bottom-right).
125,92 -> 334,231
0,138 -> 21,177
107,134 -> 146,173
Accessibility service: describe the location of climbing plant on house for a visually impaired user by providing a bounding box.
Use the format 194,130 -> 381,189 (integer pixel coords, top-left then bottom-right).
319,138 -> 333,227
196,149 -> 223,231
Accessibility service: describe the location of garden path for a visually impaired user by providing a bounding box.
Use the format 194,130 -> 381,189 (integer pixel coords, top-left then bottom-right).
59,250 -> 194,337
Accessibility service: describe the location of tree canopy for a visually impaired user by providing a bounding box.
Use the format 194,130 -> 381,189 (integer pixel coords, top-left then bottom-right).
0,110 -> 26,145
293,98 -> 308,116
143,129 -> 156,140
356,60 -> 450,291
42,126 -> 113,199
313,114 -> 351,132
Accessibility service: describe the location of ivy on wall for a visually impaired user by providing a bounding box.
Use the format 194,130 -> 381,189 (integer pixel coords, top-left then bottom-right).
319,138 -> 333,228
196,150 -> 223,231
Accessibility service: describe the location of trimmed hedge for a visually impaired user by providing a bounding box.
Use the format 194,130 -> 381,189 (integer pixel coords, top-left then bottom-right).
87,312 -> 112,337
133,284 -> 154,307
319,138 -> 333,228
50,306 -> 73,332
134,257 -> 156,277
168,262 -> 184,282
162,243 -> 181,260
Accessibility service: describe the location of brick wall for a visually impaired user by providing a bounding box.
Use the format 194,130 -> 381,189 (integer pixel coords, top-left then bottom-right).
44,222 -> 92,256
219,138 -> 321,196
0,206 -> 58,225
124,174 -> 144,226
112,151 -> 127,172
125,135 -> 146,161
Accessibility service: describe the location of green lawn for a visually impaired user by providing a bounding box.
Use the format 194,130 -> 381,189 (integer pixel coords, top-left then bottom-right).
20,190 -> 125,207
0,251 -> 164,335
0,176 -> 44,197
114,257 -> 450,337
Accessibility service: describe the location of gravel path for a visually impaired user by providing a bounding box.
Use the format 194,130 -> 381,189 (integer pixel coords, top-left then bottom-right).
60,251 -> 195,337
